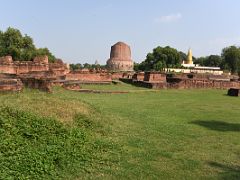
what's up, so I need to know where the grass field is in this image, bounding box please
[0,83,240,179]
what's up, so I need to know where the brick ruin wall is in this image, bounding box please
[132,72,144,81]
[65,72,112,82]
[144,72,167,82]
[166,78,240,89]
[129,72,240,90]
[0,56,69,75]
[0,56,70,92]
[48,59,70,76]
[20,77,52,92]
[0,74,23,92]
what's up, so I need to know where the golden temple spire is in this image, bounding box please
[186,48,193,64]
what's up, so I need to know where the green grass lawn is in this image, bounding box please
[80,82,152,91]
[0,83,240,179]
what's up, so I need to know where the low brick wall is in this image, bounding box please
[132,72,145,81]
[0,79,23,92]
[144,72,167,82]
[111,72,124,80]
[167,78,240,89]
[0,56,69,75]
[66,72,112,82]
[20,77,53,92]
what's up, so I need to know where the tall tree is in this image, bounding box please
[221,46,240,74]
[206,55,222,67]
[195,55,222,67]
[0,27,56,62]
[139,46,181,71]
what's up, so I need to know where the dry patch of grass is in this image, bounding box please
[0,89,90,124]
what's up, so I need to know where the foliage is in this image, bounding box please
[133,62,140,71]
[138,46,183,71]
[0,27,55,61]
[195,55,223,67]
[221,46,240,74]
[70,63,83,70]
[194,46,240,74]
[69,63,105,71]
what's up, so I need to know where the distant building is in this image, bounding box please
[166,48,224,75]
[182,48,195,68]
[106,42,134,72]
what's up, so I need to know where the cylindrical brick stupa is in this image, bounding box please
[106,42,134,72]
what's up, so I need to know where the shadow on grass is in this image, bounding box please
[208,161,240,180]
[191,120,240,132]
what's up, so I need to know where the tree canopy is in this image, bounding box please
[195,55,223,67]
[221,46,240,74]
[137,46,184,71]
[69,63,105,71]
[0,27,56,62]
[194,46,240,74]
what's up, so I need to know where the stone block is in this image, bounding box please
[227,88,239,96]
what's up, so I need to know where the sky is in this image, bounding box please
[1,0,240,64]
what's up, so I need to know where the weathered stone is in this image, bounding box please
[0,78,23,92]
[0,55,69,75]
[228,88,239,96]
[144,72,166,82]
[20,77,53,92]
[127,72,240,90]
[33,55,48,64]
[66,71,112,82]
[132,72,145,81]
[0,56,13,64]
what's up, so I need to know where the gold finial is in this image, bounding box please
[186,48,193,64]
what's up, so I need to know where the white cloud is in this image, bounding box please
[154,13,182,23]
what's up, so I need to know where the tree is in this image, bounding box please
[83,63,91,69]
[134,62,140,71]
[195,55,222,68]
[70,63,83,70]
[0,27,23,60]
[194,57,206,66]
[221,46,240,74]
[179,51,187,62]
[0,27,56,62]
[138,46,181,71]
[206,55,222,67]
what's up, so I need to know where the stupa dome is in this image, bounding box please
[106,42,134,72]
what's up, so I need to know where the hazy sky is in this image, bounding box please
[1,0,240,64]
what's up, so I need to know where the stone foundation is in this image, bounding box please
[0,78,23,92]
[0,56,69,75]
[132,72,144,81]
[66,71,112,82]
[127,72,240,90]
[144,72,167,82]
[167,78,240,89]
[20,77,53,92]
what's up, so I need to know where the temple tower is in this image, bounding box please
[106,42,134,72]
[186,48,193,64]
